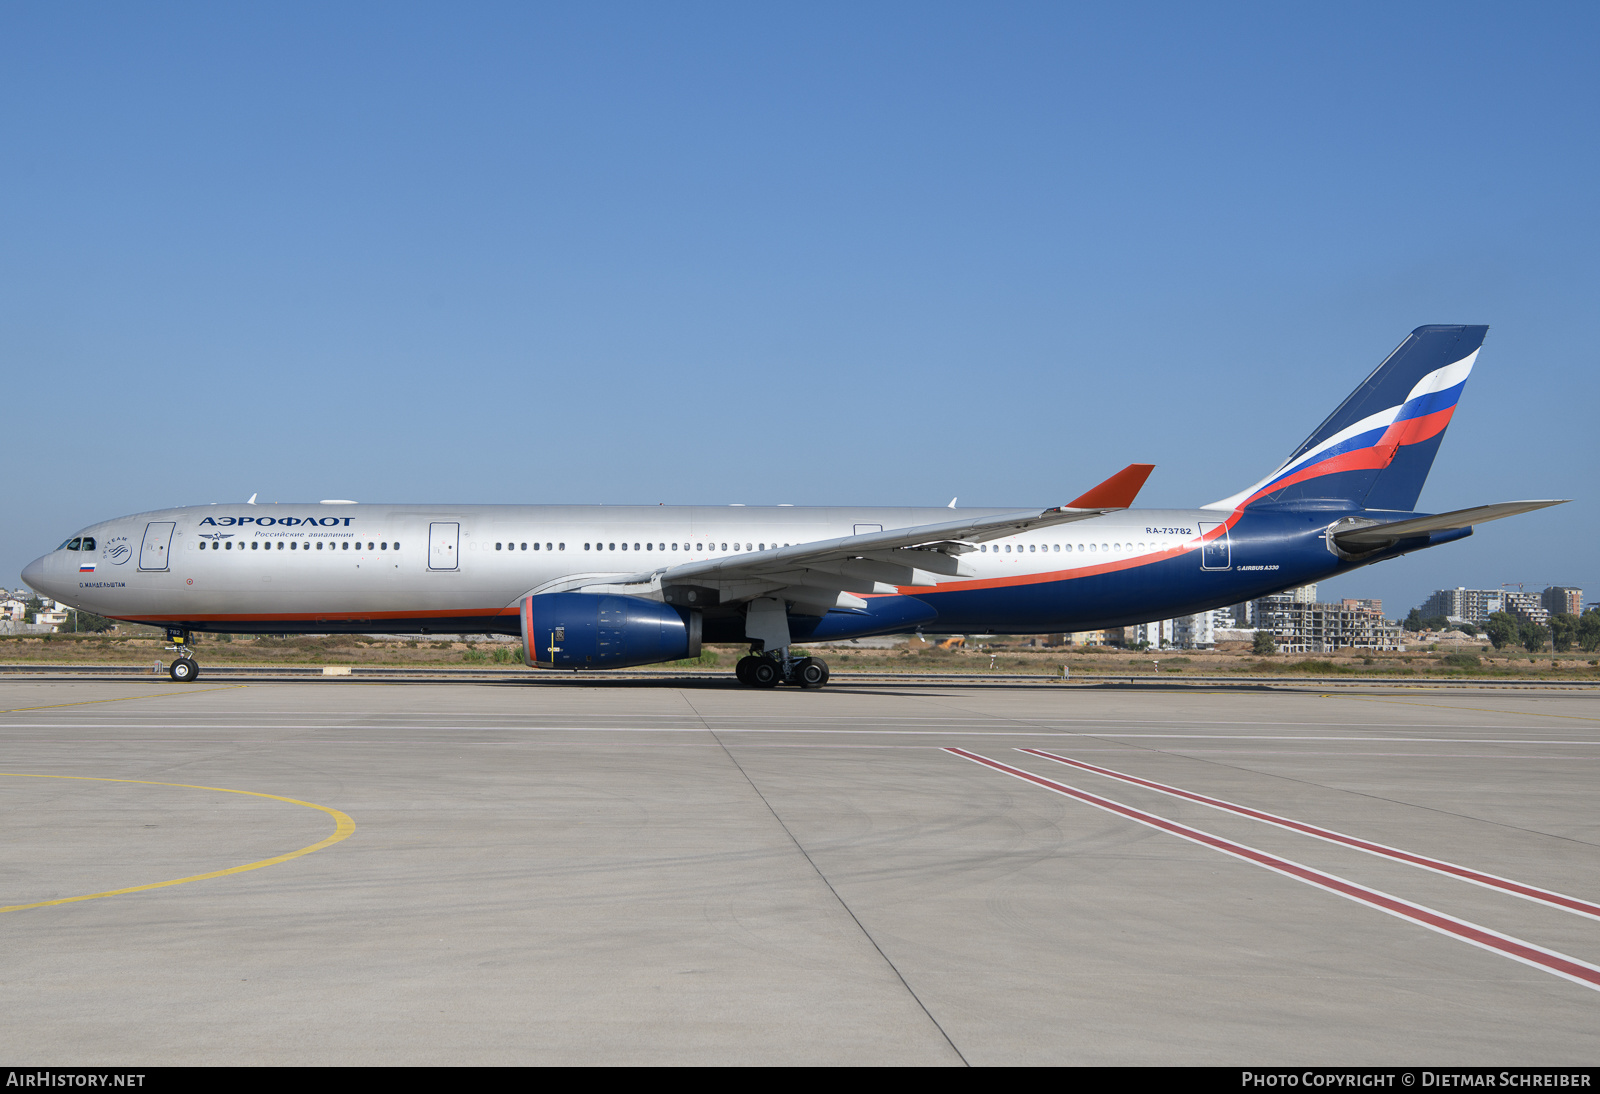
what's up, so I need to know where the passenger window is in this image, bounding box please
[291,542,297,550]
[1029,544,1036,553]
[252,542,259,550]
[495,542,502,551]
[608,543,615,551]
[558,543,565,550]
[534,542,541,551]
[339,542,346,550]
[520,543,527,551]
[382,542,388,551]
[585,543,591,550]
[226,541,233,550]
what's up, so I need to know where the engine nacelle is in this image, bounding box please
[522,593,700,669]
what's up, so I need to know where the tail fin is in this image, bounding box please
[1205,324,1487,513]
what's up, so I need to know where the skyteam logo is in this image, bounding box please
[104,537,132,565]
[200,516,353,527]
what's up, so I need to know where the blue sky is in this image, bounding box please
[3,2,1595,616]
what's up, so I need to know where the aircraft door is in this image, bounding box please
[139,522,175,571]
[428,522,459,571]
[1197,522,1231,571]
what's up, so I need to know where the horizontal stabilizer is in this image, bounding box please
[1332,500,1568,548]
[1069,464,1155,509]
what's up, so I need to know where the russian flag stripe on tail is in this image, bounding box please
[1205,325,1487,513]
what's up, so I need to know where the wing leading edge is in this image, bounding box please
[538,463,1155,610]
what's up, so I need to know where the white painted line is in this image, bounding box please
[946,747,1600,994]
[5,723,1600,745]
[1020,747,1600,922]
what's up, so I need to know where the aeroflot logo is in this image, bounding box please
[199,516,354,527]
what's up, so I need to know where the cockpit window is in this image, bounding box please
[80,537,96,551]
[65,538,82,551]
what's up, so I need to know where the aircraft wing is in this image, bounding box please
[1331,499,1568,549]
[562,464,1155,607]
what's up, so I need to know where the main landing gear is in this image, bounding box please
[165,628,200,682]
[735,650,830,690]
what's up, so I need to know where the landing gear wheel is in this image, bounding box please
[749,659,780,688]
[735,655,759,685]
[169,658,199,682]
[796,657,827,689]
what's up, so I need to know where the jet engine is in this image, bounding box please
[522,592,700,669]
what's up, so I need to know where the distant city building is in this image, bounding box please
[1419,586,1558,627]
[1124,618,1175,648]
[1066,630,1112,646]
[1122,608,1233,649]
[1542,586,1584,618]
[1421,587,1503,626]
[1500,590,1550,626]
[1253,593,1401,653]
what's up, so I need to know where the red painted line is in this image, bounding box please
[1019,748,1600,922]
[945,747,1600,993]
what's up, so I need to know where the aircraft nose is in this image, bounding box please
[21,555,50,596]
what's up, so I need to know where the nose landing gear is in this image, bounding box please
[165,628,200,682]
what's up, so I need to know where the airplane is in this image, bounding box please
[21,324,1565,688]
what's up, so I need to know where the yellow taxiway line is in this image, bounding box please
[0,773,355,914]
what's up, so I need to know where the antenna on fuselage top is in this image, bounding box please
[948,497,957,508]
[246,493,257,505]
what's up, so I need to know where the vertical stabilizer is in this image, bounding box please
[1204,325,1486,512]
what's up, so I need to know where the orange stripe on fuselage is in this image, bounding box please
[886,514,1241,596]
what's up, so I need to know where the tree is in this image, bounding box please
[1579,608,1600,653]
[1518,620,1549,653]
[66,610,114,633]
[1484,612,1519,651]
[1550,613,1580,653]
[1404,609,1452,632]
[23,595,43,624]
[1253,630,1277,655]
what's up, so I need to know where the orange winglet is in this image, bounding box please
[1068,463,1155,509]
